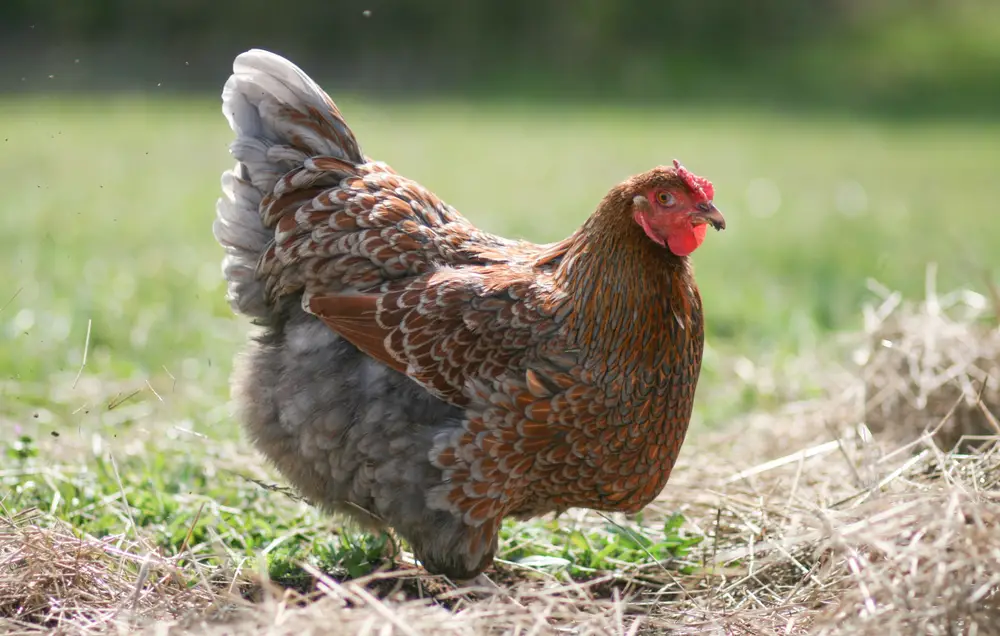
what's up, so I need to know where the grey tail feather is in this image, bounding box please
[213,48,364,321]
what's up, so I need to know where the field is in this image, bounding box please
[2,97,999,634]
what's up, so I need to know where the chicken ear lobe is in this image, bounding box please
[308,293,409,375]
[632,209,666,248]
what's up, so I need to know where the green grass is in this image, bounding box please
[1,96,998,590]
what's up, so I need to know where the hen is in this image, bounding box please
[214,49,725,579]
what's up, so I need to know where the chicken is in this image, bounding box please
[213,49,726,580]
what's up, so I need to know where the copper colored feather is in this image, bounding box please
[215,49,720,580]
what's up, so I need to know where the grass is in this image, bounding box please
[1,95,999,633]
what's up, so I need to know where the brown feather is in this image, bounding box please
[309,294,407,375]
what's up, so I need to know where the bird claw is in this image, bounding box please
[451,572,501,593]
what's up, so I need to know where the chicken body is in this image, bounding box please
[214,50,722,579]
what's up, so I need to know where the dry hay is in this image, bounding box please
[861,266,1000,450]
[0,512,637,635]
[0,509,221,634]
[651,412,1000,634]
[2,276,999,635]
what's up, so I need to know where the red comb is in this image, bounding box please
[673,159,714,202]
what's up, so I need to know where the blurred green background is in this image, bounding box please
[4,0,1000,115]
[2,0,1000,427]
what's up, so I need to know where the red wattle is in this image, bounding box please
[666,224,707,257]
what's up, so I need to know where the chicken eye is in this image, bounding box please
[656,191,676,207]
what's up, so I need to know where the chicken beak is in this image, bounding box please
[690,202,726,231]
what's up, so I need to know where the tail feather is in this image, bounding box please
[214,48,363,320]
